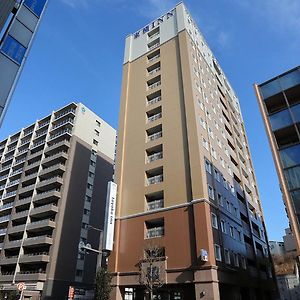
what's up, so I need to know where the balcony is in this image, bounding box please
[6,179,20,188]
[31,140,45,150]
[22,172,38,183]
[148,81,161,91]
[2,191,17,200]
[0,256,18,265]
[146,226,164,238]
[147,112,162,123]
[30,204,58,218]
[54,108,76,120]
[0,215,10,224]
[147,131,162,142]
[49,129,72,142]
[38,121,50,129]
[35,130,47,139]
[0,174,8,181]
[51,118,74,131]
[7,224,26,234]
[27,219,55,232]
[147,96,161,106]
[147,199,164,211]
[42,151,68,167]
[19,252,50,264]
[15,271,47,281]
[14,158,26,166]
[11,210,29,220]
[10,168,23,177]
[147,174,163,186]
[4,239,22,249]
[45,139,70,154]
[148,42,160,51]
[0,202,14,211]
[15,197,32,207]
[0,228,7,236]
[33,189,60,205]
[18,184,35,195]
[20,139,30,146]
[25,161,40,172]
[147,152,163,163]
[27,149,43,161]
[36,176,63,191]
[39,163,65,177]
[148,67,161,76]
[3,156,13,163]
[23,235,53,247]
[0,273,14,282]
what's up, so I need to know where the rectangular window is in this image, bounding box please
[214,169,220,182]
[85,195,91,202]
[211,213,218,229]
[24,0,47,16]
[226,200,231,212]
[214,244,222,261]
[241,256,247,269]
[90,161,96,166]
[234,253,239,267]
[96,120,101,127]
[205,160,212,173]
[229,226,234,238]
[217,194,223,206]
[224,249,230,264]
[1,35,26,65]
[208,185,214,200]
[76,269,83,277]
[95,129,100,136]
[88,171,94,178]
[93,139,98,146]
[87,183,93,190]
[84,209,90,215]
[220,220,226,233]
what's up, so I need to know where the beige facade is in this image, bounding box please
[111,2,276,300]
[0,103,116,299]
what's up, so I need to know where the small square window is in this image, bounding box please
[93,139,98,146]
[95,130,100,136]
[96,120,101,127]
[87,183,93,190]
[90,161,96,167]
[85,195,92,202]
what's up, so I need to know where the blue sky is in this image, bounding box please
[1,0,300,241]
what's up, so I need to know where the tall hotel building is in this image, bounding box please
[0,0,48,126]
[0,103,116,299]
[255,66,300,255]
[111,2,276,300]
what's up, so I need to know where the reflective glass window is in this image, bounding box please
[279,70,300,91]
[24,0,47,17]
[284,166,300,190]
[0,35,26,64]
[269,109,293,131]
[280,144,300,169]
[260,79,281,99]
[291,190,300,214]
[291,104,300,123]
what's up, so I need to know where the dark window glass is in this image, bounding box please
[274,125,299,149]
[260,79,282,99]
[269,109,293,131]
[24,0,47,17]
[284,166,300,190]
[280,144,300,168]
[291,104,300,123]
[291,190,300,214]
[279,70,300,91]
[1,35,26,64]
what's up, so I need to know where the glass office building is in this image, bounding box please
[255,66,300,255]
[0,0,48,126]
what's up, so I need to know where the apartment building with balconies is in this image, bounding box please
[110,2,276,300]
[0,103,116,299]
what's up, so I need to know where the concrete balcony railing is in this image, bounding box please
[147,174,163,186]
[51,118,74,131]
[30,204,58,217]
[27,219,55,231]
[23,235,53,247]
[0,228,7,236]
[15,197,32,207]
[24,160,40,171]
[11,210,29,220]
[2,191,16,200]
[54,108,76,120]
[0,215,10,224]
[148,81,161,91]
[147,131,162,142]
[148,67,161,76]
[0,202,14,211]
[4,239,22,249]
[27,149,43,161]
[0,273,14,282]
[39,163,66,177]
[36,176,63,190]
[19,252,50,264]
[44,140,70,154]
[147,96,161,106]
[18,184,35,195]
[33,189,60,204]
[146,226,164,239]
[0,256,18,265]
[147,152,163,163]
[7,224,26,234]
[148,53,160,63]
[147,199,164,211]
[15,271,47,281]
[42,151,68,166]
[147,113,162,123]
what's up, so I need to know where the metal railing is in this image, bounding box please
[147,199,164,210]
[148,42,160,50]
[148,54,160,62]
[146,226,164,238]
[147,131,162,142]
[148,81,161,90]
[148,67,161,76]
[147,174,163,185]
[147,152,163,163]
[147,96,161,106]
[55,108,76,120]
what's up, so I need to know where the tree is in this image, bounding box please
[139,245,166,300]
[94,267,113,300]
[0,290,18,300]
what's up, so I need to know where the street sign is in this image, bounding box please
[17,282,26,291]
[68,286,74,299]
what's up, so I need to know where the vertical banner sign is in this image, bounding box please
[103,181,117,251]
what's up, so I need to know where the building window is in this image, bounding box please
[237,230,242,241]
[205,160,212,173]
[87,183,93,190]
[85,195,92,202]
[214,244,222,261]
[203,138,209,150]
[224,249,231,264]
[96,120,101,127]
[241,256,247,269]
[214,169,220,182]
[234,254,239,267]
[229,226,234,238]
[84,209,90,215]
[211,213,218,229]
[93,139,98,146]
[76,269,83,277]
[226,201,231,212]
[220,220,226,233]
[90,161,96,166]
[24,0,47,16]
[208,185,214,200]
[95,129,100,136]
[88,171,95,178]
[217,194,223,206]
[1,35,26,65]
